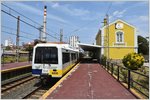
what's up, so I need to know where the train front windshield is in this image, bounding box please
[34,47,58,64]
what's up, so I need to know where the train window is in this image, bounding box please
[72,53,77,60]
[34,47,58,64]
[62,53,70,64]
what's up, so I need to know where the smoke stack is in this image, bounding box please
[42,5,47,42]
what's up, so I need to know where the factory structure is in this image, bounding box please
[39,5,47,42]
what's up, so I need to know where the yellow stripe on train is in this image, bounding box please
[49,63,76,77]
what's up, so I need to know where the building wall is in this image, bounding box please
[98,19,137,59]
[109,47,135,59]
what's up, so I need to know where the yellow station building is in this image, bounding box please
[96,19,138,60]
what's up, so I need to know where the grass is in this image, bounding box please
[1,56,29,63]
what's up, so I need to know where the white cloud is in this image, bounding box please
[112,9,126,18]
[112,1,127,6]
[10,2,69,24]
[51,2,60,8]
[139,16,149,22]
[49,2,90,16]
[80,13,102,21]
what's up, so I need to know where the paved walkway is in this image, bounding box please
[46,63,137,99]
[1,62,31,70]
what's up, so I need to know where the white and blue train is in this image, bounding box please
[32,43,80,82]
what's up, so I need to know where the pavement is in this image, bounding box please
[45,61,137,99]
[1,62,31,70]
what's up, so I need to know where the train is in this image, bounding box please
[32,43,80,84]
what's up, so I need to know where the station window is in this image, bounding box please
[116,31,124,43]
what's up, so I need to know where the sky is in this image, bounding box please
[1,1,149,46]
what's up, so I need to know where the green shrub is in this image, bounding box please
[122,53,144,70]
[120,68,128,83]
[101,55,107,66]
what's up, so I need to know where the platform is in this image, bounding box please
[43,61,137,99]
[1,62,31,71]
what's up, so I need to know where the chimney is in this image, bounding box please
[42,5,47,42]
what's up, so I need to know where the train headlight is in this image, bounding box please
[35,65,40,69]
[43,65,50,69]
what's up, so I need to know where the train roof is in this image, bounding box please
[34,43,79,52]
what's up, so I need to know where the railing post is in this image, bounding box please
[117,65,119,81]
[108,62,110,71]
[105,61,107,69]
[111,63,113,75]
[128,70,131,89]
[106,61,108,70]
[107,62,108,71]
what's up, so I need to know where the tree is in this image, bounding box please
[5,46,11,50]
[138,35,149,55]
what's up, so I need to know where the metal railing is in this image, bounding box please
[102,61,149,98]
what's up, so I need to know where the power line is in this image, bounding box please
[2,30,35,40]
[106,2,112,15]
[1,9,60,41]
[2,25,36,36]
[2,3,41,26]
[1,3,66,38]
[68,2,113,36]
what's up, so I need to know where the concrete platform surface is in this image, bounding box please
[1,62,31,70]
[46,63,137,99]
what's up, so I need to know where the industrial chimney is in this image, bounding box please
[42,5,47,42]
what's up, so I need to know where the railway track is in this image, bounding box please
[1,76,39,99]
[22,86,48,99]
[22,78,60,99]
[1,75,36,92]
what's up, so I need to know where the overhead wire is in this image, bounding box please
[1,9,60,41]
[2,30,34,40]
[106,2,112,15]
[1,3,67,38]
[2,25,36,36]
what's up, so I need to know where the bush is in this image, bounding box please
[101,55,107,66]
[122,53,144,70]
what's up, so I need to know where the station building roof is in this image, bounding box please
[78,43,102,51]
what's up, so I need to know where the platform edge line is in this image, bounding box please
[1,64,31,73]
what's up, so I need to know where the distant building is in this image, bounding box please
[4,40,9,46]
[4,38,13,47]
[69,36,79,49]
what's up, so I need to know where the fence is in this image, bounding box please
[101,61,149,98]
[1,52,32,64]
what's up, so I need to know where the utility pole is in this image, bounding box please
[106,14,109,60]
[60,29,63,42]
[16,16,20,62]
[38,25,43,41]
